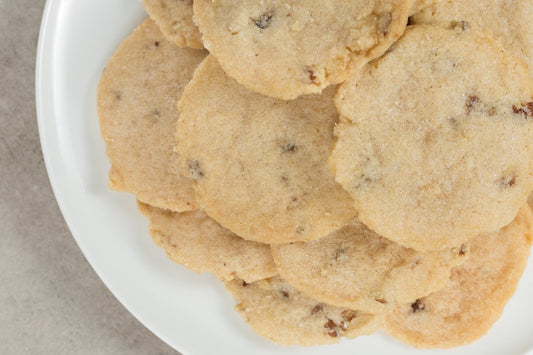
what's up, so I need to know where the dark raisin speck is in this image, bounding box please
[154,41,160,47]
[253,11,273,29]
[311,304,324,315]
[282,142,298,153]
[465,94,479,114]
[411,299,426,313]
[187,160,204,179]
[324,319,338,337]
[459,244,467,256]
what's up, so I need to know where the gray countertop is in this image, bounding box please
[0,1,178,353]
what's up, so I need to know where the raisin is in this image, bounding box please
[187,160,205,179]
[512,102,533,119]
[411,299,425,313]
[333,247,345,261]
[459,244,467,256]
[465,94,479,114]
[340,310,358,331]
[497,174,517,188]
[242,280,249,287]
[311,304,324,315]
[279,289,290,299]
[375,298,388,304]
[324,319,338,337]
[154,41,160,47]
[304,66,319,85]
[113,89,122,101]
[282,142,298,153]
[253,11,273,29]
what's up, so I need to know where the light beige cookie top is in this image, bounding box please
[332,25,533,251]
[411,0,533,75]
[138,202,277,283]
[384,206,533,348]
[409,0,440,16]
[98,19,207,212]
[271,219,468,314]
[193,0,412,99]
[176,55,356,244]
[226,276,382,346]
[142,0,203,49]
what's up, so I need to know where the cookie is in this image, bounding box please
[142,0,203,49]
[226,276,382,346]
[384,206,533,348]
[271,219,468,314]
[97,19,207,212]
[411,0,533,75]
[176,55,356,244]
[138,202,277,283]
[192,0,412,99]
[331,25,533,251]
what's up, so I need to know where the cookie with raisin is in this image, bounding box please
[331,25,533,251]
[271,219,468,314]
[226,276,382,346]
[98,19,207,211]
[193,0,413,99]
[176,55,356,244]
[384,206,533,348]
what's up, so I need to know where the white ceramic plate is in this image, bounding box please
[35,1,533,354]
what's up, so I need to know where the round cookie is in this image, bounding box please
[271,219,468,314]
[97,19,207,212]
[142,0,203,49]
[176,55,356,244]
[138,202,277,283]
[226,276,382,346]
[331,25,533,251]
[193,0,413,99]
[411,0,533,75]
[384,206,533,348]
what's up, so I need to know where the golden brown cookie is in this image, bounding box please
[384,206,533,348]
[138,202,277,283]
[331,25,533,251]
[271,219,468,314]
[142,0,203,48]
[193,0,412,99]
[98,19,207,211]
[176,55,356,244]
[226,276,382,346]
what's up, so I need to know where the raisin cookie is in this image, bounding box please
[411,0,533,75]
[385,206,533,348]
[142,0,203,49]
[271,219,468,314]
[331,25,533,251]
[138,202,277,283]
[177,55,356,244]
[98,19,207,211]
[193,0,412,99]
[226,276,382,346]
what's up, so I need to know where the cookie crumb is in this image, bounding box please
[252,11,274,29]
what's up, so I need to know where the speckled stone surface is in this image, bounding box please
[0,1,178,354]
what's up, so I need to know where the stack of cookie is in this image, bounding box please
[97,0,533,348]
